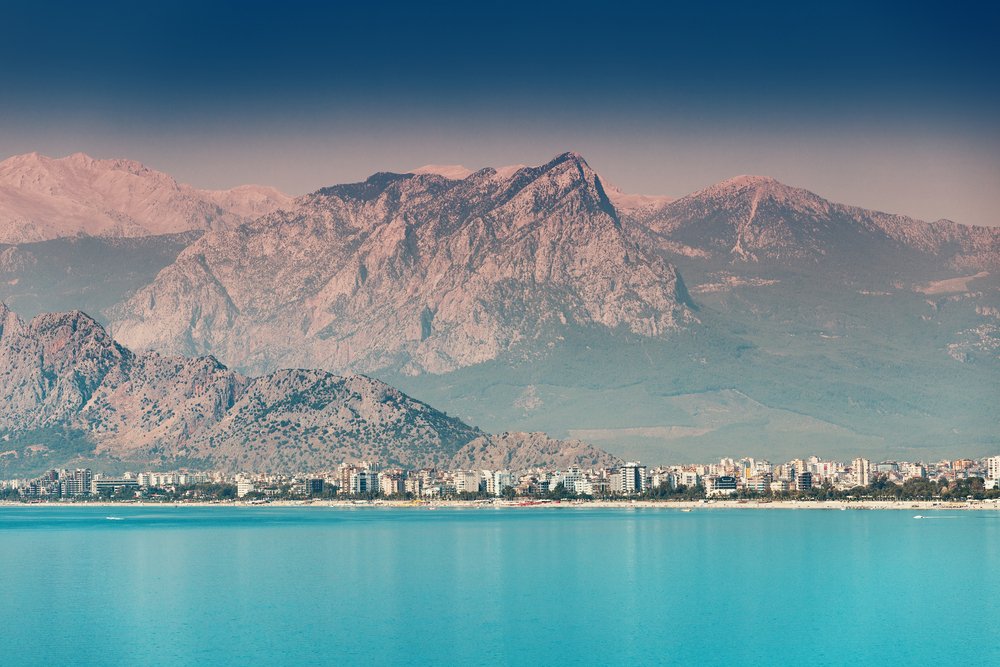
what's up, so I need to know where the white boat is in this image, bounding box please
[105,516,124,521]
[913,515,924,519]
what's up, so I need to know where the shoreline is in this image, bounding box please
[3,499,999,511]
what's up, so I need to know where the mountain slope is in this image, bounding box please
[451,432,620,470]
[0,305,482,474]
[0,232,201,319]
[631,175,1000,272]
[0,152,293,243]
[0,305,618,475]
[111,152,695,374]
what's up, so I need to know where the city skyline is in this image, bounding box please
[7,452,1000,502]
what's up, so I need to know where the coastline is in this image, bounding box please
[3,499,999,511]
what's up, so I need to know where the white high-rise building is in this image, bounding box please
[852,458,872,487]
[404,476,423,496]
[453,470,481,494]
[484,470,514,496]
[650,470,671,490]
[378,471,405,496]
[987,456,1000,481]
[556,467,585,494]
[617,462,647,494]
[63,468,92,496]
[677,470,700,488]
[349,469,378,495]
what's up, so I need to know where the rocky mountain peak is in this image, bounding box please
[552,150,588,165]
[492,150,620,228]
[684,174,828,212]
[408,164,474,180]
[111,151,695,376]
[28,310,115,347]
[66,152,157,178]
[0,301,24,338]
[640,173,1000,267]
[642,175,873,261]
[0,151,169,188]
[715,174,779,188]
[537,151,599,184]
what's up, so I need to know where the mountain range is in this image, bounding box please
[111,152,695,374]
[0,152,292,244]
[0,150,997,467]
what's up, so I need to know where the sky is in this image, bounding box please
[2,0,999,225]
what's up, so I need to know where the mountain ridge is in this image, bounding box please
[633,173,999,269]
[0,152,294,243]
[110,151,696,375]
[108,151,1000,381]
[0,304,617,475]
[1,151,996,462]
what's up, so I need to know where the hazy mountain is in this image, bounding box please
[629,174,1000,273]
[0,232,201,319]
[0,152,293,243]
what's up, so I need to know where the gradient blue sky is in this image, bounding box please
[2,0,998,225]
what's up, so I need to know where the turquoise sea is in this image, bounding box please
[1,506,998,665]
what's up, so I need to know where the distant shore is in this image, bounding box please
[4,499,999,511]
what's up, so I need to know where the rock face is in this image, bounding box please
[0,152,293,243]
[0,305,481,472]
[451,432,621,470]
[111,152,695,374]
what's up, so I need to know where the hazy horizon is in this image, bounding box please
[2,1,998,226]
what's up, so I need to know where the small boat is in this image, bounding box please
[105,516,124,521]
[913,515,924,519]
[680,508,693,513]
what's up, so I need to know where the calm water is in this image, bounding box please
[1,506,998,665]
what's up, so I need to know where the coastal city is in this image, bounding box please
[4,454,1000,503]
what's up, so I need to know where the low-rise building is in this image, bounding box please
[90,478,140,495]
[705,475,738,496]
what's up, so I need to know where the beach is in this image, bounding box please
[5,498,999,510]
